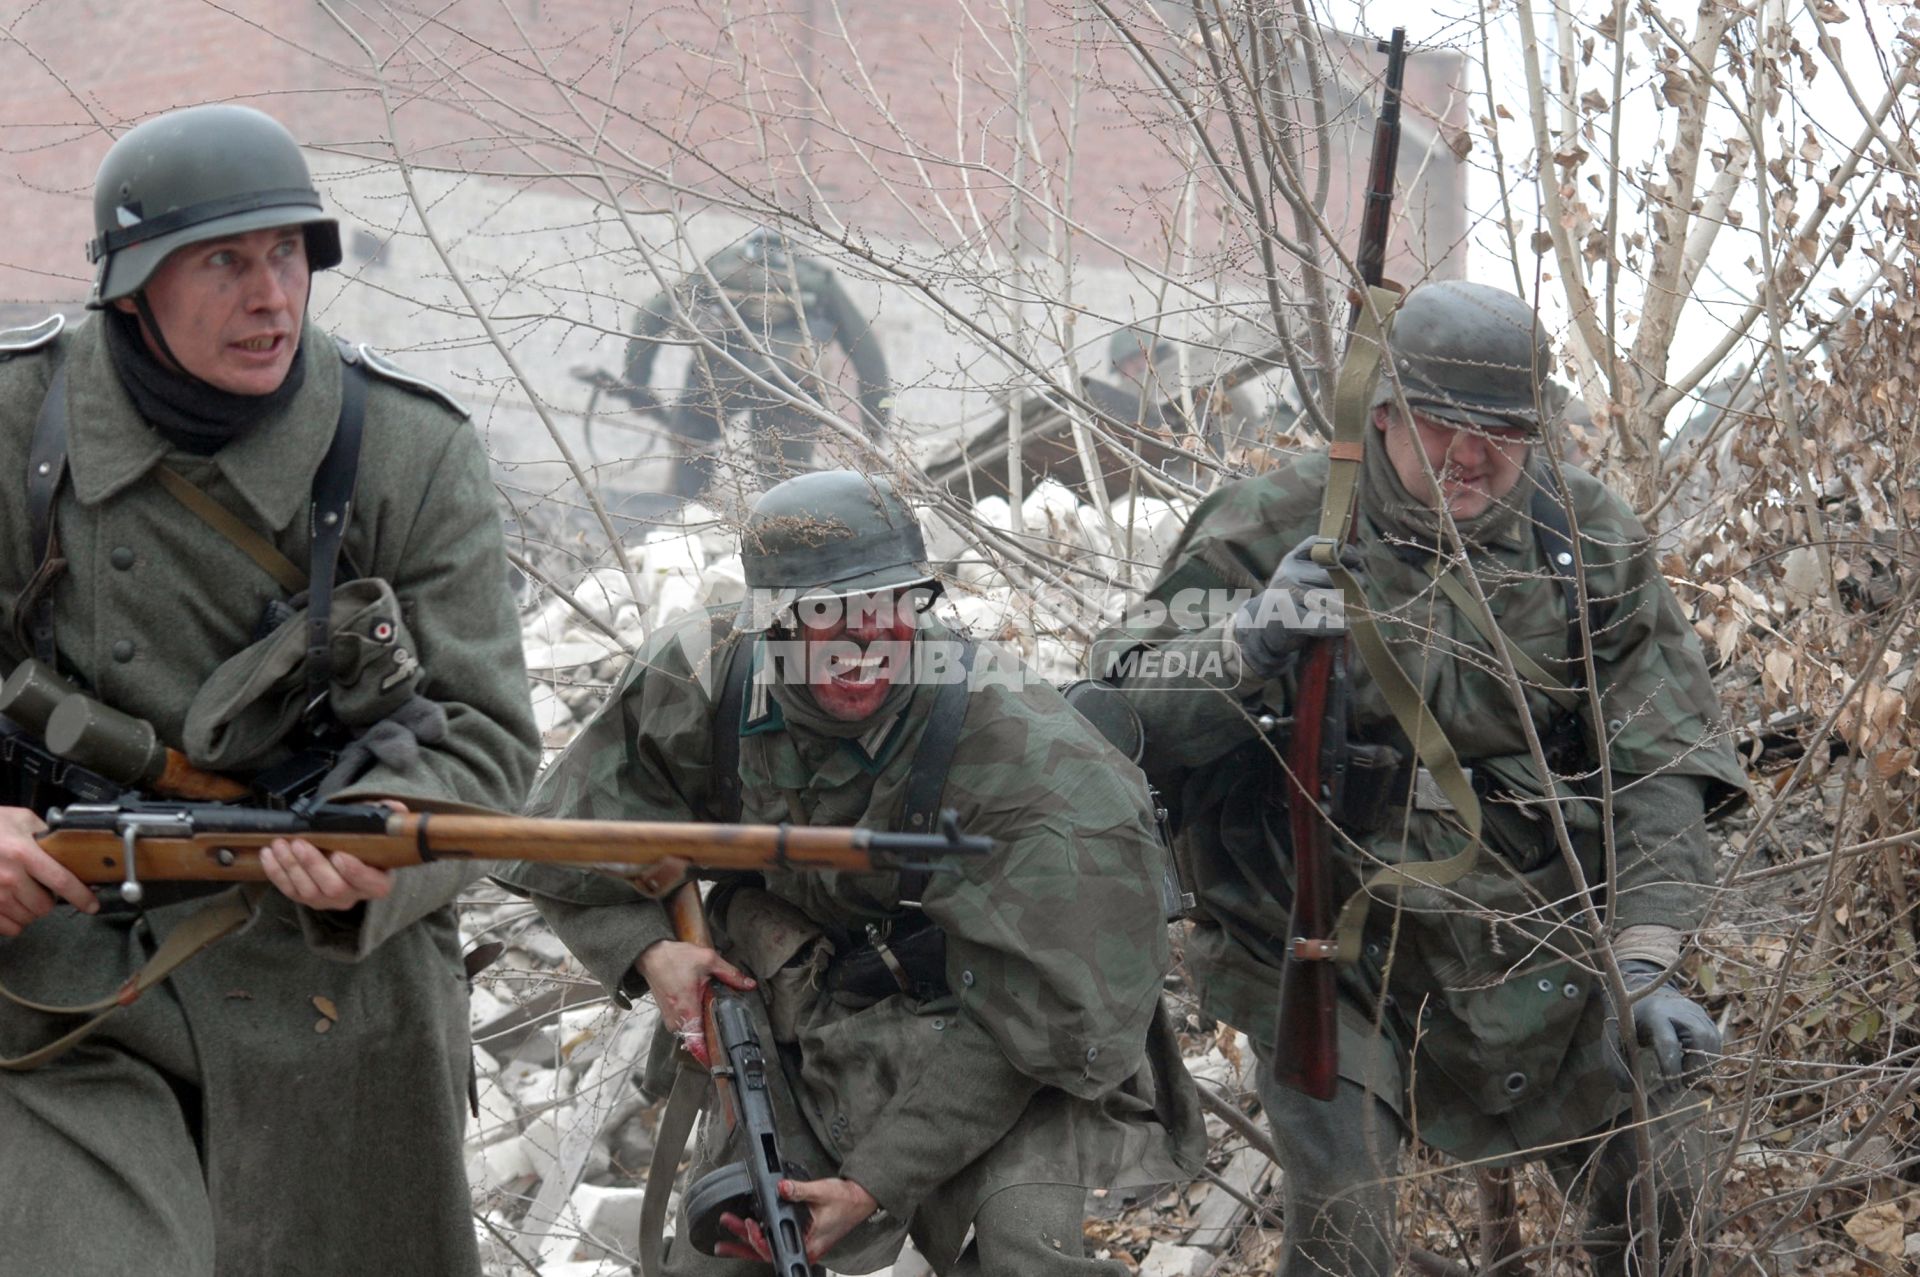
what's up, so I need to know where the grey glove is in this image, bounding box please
[1230,536,1364,678]
[1608,958,1721,1089]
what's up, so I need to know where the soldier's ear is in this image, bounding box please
[111,295,139,316]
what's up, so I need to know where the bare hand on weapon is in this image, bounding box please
[0,805,96,935]
[1230,535,1367,677]
[259,800,404,911]
[714,1176,880,1264]
[635,938,755,1066]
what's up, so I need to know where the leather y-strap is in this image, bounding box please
[1318,286,1484,963]
[304,358,366,727]
[0,885,262,1071]
[19,364,72,667]
[893,638,975,907]
[706,636,753,823]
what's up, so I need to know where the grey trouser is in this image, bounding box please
[662,1181,1125,1276]
[1255,1060,1710,1277]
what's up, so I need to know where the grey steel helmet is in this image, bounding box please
[736,470,934,632]
[1373,281,1554,431]
[708,226,795,291]
[87,105,342,308]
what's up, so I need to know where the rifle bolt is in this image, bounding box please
[1256,714,1278,732]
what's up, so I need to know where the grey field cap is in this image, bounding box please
[87,104,343,307]
[1373,280,1555,432]
[735,470,934,632]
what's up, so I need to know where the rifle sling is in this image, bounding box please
[154,466,309,592]
[1316,286,1483,964]
[639,1058,710,1276]
[0,885,262,1072]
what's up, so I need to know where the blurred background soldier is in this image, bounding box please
[587,227,893,502]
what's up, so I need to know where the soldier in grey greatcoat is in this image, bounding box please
[1100,282,1748,1275]
[0,105,538,1276]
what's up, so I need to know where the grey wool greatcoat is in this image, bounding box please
[0,317,539,1277]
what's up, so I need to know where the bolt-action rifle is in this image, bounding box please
[35,798,990,908]
[1271,27,1409,1102]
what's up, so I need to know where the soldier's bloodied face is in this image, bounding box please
[795,587,921,722]
[117,226,309,396]
[1377,406,1530,520]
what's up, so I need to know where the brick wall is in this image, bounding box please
[2,0,1470,498]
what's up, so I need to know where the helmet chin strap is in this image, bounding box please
[130,291,214,392]
[127,275,313,396]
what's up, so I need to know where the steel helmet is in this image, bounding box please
[87,105,341,307]
[736,471,934,632]
[1374,281,1554,431]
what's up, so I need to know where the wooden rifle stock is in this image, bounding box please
[1272,27,1408,1102]
[38,802,991,898]
[1273,640,1345,1100]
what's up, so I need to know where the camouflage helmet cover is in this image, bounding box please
[1374,281,1554,431]
[735,470,934,631]
[87,104,342,308]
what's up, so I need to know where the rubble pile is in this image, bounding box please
[466,482,1309,1276]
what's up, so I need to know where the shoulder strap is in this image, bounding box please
[21,364,71,667]
[894,638,976,906]
[302,358,367,727]
[706,635,754,823]
[1529,465,1590,677]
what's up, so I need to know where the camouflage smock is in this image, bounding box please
[0,317,539,1276]
[502,612,1202,1265]
[1098,448,1747,1163]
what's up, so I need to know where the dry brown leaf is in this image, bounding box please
[313,1018,333,1035]
[1842,1199,1905,1255]
[313,996,339,1022]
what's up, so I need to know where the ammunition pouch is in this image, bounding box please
[1333,741,1405,835]
[824,911,950,1004]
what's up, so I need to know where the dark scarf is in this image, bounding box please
[105,308,306,455]
[1359,432,1530,552]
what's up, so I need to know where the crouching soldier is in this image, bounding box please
[501,470,1203,1274]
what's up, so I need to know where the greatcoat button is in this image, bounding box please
[111,640,135,663]
[110,546,135,570]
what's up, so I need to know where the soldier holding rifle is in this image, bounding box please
[0,105,539,1275]
[502,470,1203,1275]
[1098,279,1748,1275]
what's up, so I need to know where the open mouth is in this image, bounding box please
[827,651,886,687]
[232,334,285,355]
